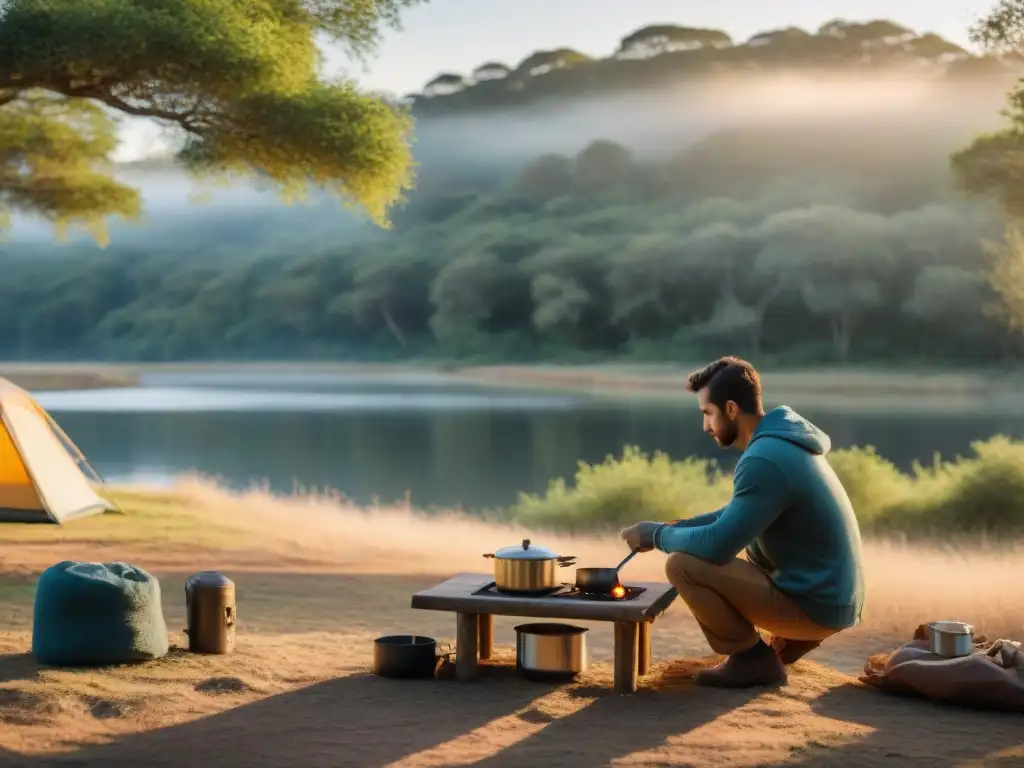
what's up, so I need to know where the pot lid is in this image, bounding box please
[493,539,557,559]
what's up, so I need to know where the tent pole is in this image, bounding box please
[40,410,120,512]
[42,411,103,481]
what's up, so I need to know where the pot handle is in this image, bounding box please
[558,557,577,567]
[482,553,495,559]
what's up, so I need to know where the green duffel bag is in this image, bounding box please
[32,561,170,666]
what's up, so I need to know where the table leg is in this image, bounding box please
[478,614,494,660]
[614,621,639,694]
[638,621,651,676]
[456,612,480,681]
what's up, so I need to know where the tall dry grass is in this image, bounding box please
[157,477,1024,643]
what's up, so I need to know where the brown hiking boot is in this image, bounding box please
[775,639,822,665]
[695,640,787,689]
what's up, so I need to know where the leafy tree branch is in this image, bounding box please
[0,0,422,240]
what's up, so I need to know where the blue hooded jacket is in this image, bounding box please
[653,406,865,630]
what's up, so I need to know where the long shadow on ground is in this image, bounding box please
[2,654,1017,767]
[763,681,1024,767]
[466,680,757,767]
[0,661,753,768]
[0,663,551,768]
[0,654,37,686]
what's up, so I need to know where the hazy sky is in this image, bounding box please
[328,0,989,95]
[116,0,990,161]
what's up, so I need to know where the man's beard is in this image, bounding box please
[715,419,739,448]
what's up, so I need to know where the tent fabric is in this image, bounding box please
[32,561,170,666]
[0,378,109,524]
[0,415,42,512]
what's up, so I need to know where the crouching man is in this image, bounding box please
[621,356,865,688]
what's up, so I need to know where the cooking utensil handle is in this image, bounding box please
[616,549,639,571]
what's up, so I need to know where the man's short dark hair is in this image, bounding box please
[685,356,763,415]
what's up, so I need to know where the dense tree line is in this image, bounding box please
[6,6,1024,369]
[408,17,1011,117]
[1,108,1020,365]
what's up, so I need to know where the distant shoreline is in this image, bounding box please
[0,364,140,392]
[1,361,1020,413]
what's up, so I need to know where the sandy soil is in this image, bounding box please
[0,481,1022,766]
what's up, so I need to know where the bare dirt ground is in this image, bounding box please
[0,480,1021,766]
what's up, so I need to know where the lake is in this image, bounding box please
[33,371,1024,511]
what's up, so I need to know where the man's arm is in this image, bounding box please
[666,509,724,528]
[646,509,724,551]
[653,456,789,564]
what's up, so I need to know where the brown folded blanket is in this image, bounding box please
[860,624,1024,712]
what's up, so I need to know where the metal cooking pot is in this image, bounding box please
[483,539,576,593]
[575,549,638,594]
[928,620,974,658]
[372,635,437,679]
[515,622,588,680]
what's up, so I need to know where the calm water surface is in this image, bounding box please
[34,372,1024,511]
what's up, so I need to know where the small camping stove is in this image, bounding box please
[561,583,646,601]
[473,582,647,601]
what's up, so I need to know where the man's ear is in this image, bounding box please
[725,400,740,419]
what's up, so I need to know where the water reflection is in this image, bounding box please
[34,374,1024,511]
[35,386,580,413]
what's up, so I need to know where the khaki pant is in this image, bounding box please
[665,552,838,655]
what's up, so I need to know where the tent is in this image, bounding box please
[0,378,111,524]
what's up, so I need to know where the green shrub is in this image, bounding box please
[509,445,731,532]
[827,446,913,526]
[884,435,1024,535]
[508,436,1024,538]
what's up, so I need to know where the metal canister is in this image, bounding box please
[927,620,974,658]
[515,623,588,680]
[184,571,236,654]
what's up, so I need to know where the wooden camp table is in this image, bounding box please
[411,572,678,694]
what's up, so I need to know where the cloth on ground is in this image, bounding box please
[32,560,170,666]
[860,623,1024,712]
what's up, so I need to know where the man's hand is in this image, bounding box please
[619,521,661,552]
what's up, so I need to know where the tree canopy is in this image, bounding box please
[411,17,982,117]
[952,0,1024,329]
[0,121,1017,365]
[0,0,421,240]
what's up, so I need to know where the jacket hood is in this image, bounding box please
[749,406,831,455]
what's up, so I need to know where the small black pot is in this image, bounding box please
[575,567,621,594]
[373,635,437,679]
[574,549,638,595]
